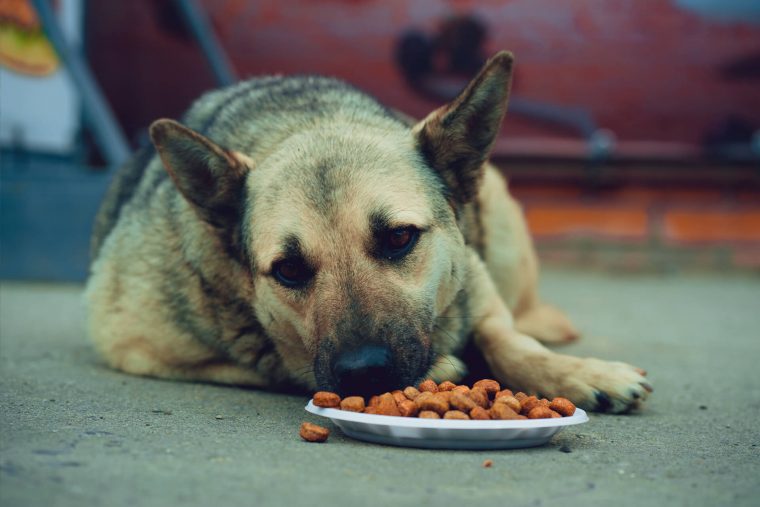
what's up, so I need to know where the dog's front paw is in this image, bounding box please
[557,357,653,413]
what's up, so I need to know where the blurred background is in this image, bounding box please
[2,0,759,281]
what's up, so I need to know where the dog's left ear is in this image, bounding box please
[413,51,513,204]
[149,119,252,228]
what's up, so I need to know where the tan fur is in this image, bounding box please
[476,166,579,343]
[86,51,650,412]
[461,248,650,413]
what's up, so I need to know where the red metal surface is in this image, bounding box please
[87,0,760,150]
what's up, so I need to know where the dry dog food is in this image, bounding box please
[527,406,561,419]
[438,381,457,392]
[300,422,330,442]
[489,402,522,420]
[549,397,577,417]
[310,379,576,421]
[313,391,341,408]
[398,399,419,417]
[418,379,439,393]
[470,406,490,420]
[339,396,365,412]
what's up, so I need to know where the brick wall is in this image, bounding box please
[508,169,760,272]
[87,0,760,149]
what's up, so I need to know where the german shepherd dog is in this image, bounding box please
[86,52,651,413]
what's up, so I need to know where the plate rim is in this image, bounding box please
[305,400,589,429]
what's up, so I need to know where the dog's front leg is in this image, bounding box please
[465,250,652,413]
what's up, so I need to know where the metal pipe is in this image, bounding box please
[174,0,237,87]
[508,97,598,140]
[31,0,130,167]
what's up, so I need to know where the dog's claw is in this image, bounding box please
[594,391,613,412]
[529,358,651,413]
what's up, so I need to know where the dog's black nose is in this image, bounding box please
[332,345,396,397]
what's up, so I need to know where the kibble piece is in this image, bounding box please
[392,390,407,405]
[489,403,522,420]
[433,392,452,406]
[452,385,470,394]
[527,406,560,419]
[313,391,341,408]
[398,399,419,417]
[473,379,501,396]
[467,387,489,408]
[450,391,477,412]
[414,391,434,404]
[376,392,401,416]
[494,389,514,400]
[339,396,365,412]
[436,391,453,403]
[419,410,441,419]
[444,410,470,420]
[403,386,421,400]
[493,395,521,414]
[299,422,330,442]
[415,393,450,415]
[514,392,528,402]
[364,406,378,415]
[438,381,457,392]
[550,397,576,417]
[368,395,381,407]
[418,379,439,393]
[469,406,491,420]
[483,459,493,468]
[519,396,541,415]
[540,398,551,407]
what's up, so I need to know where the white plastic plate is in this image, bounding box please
[305,400,588,449]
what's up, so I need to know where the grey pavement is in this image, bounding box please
[1,269,759,507]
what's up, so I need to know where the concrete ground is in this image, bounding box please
[1,269,758,507]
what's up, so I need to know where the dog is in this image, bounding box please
[85,51,651,413]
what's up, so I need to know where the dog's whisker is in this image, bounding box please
[435,315,486,320]
[433,323,463,346]
[291,364,316,378]
[433,352,458,371]
[295,369,315,380]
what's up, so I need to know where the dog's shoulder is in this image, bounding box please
[90,143,157,261]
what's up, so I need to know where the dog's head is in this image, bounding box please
[149,52,513,396]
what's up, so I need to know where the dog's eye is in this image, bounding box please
[381,226,419,260]
[272,258,313,288]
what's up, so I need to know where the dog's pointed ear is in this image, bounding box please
[413,51,514,204]
[149,119,252,228]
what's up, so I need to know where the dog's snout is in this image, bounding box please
[332,345,395,397]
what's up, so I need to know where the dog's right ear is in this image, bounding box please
[413,51,513,205]
[149,119,252,228]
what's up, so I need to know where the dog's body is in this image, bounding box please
[86,52,651,412]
